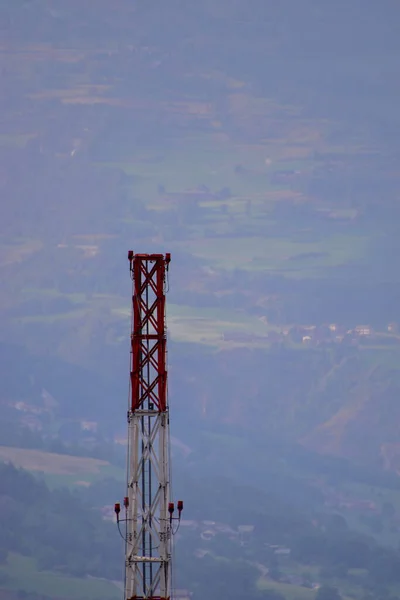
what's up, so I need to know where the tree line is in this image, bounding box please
[0,462,122,581]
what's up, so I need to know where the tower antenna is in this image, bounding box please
[115,251,183,600]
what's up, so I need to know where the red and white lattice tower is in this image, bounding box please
[115,252,182,600]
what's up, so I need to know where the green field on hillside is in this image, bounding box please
[257,577,357,600]
[96,141,306,200]
[257,577,317,600]
[176,234,368,276]
[0,554,120,600]
[0,446,125,489]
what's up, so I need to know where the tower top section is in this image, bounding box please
[128,250,171,264]
[128,251,171,414]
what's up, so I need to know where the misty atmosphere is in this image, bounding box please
[1,1,400,599]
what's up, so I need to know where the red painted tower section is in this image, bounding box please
[129,252,170,413]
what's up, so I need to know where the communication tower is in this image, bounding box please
[115,252,182,600]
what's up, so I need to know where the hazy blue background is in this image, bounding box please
[1,2,400,600]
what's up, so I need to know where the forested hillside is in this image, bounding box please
[0,463,121,581]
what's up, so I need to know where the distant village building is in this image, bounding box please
[195,549,210,559]
[179,520,198,529]
[341,330,360,346]
[200,530,215,541]
[268,544,291,555]
[14,401,42,415]
[215,523,237,536]
[237,525,254,534]
[270,169,301,184]
[114,435,128,446]
[237,525,254,547]
[80,420,98,432]
[75,244,99,258]
[354,325,372,336]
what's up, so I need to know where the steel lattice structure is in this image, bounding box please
[115,251,182,600]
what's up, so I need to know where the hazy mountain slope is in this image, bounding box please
[2,0,400,469]
[0,463,121,597]
[3,337,400,472]
[170,345,400,468]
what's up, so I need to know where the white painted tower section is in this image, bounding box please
[125,409,172,599]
